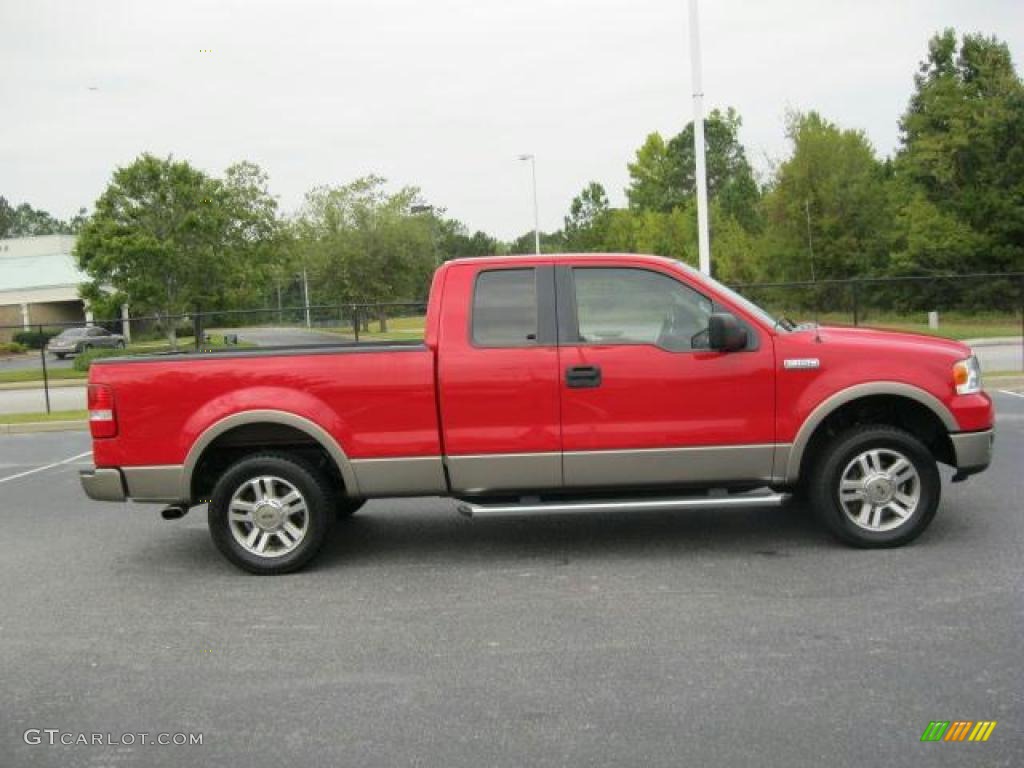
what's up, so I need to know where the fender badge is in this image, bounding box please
[784,358,820,370]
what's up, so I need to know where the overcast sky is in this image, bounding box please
[2,0,1022,240]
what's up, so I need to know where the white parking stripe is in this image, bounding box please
[998,389,1024,399]
[0,450,93,485]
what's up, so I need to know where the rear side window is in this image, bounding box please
[472,269,538,347]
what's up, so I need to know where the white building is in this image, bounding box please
[0,234,93,340]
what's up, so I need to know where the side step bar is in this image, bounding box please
[457,493,789,518]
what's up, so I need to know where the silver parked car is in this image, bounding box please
[47,327,126,359]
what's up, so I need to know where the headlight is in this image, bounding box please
[953,355,982,395]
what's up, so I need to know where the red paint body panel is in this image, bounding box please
[773,326,994,441]
[559,344,776,450]
[90,348,441,469]
[436,262,561,455]
[556,258,775,451]
[88,253,995,486]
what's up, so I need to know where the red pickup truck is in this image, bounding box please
[80,254,994,573]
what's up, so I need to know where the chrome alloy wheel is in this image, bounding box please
[228,476,309,558]
[838,448,921,532]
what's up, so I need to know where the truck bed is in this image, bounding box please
[89,341,441,472]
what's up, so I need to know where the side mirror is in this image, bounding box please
[708,313,747,352]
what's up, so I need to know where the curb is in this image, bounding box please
[989,375,1024,390]
[0,421,88,435]
[964,336,1023,348]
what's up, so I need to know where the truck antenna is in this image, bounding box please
[805,199,822,343]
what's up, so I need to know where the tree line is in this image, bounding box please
[3,28,1021,326]
[553,29,1023,298]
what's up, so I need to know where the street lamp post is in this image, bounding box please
[689,0,711,275]
[517,154,541,255]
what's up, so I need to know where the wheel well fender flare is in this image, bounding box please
[784,382,958,484]
[182,409,360,500]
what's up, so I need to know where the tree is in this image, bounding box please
[626,108,761,230]
[217,161,284,309]
[506,229,565,255]
[895,29,1024,277]
[563,182,611,252]
[75,154,280,344]
[0,197,12,237]
[0,196,76,237]
[295,176,437,319]
[760,111,892,281]
[436,217,502,259]
[624,134,676,213]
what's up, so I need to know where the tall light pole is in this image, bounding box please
[688,0,711,275]
[517,153,541,255]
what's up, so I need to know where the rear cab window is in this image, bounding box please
[471,268,539,347]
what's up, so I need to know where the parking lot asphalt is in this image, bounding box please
[1,392,1022,767]
[0,353,74,373]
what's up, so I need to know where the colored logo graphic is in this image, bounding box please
[920,721,997,742]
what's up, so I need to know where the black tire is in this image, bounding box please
[116,340,126,349]
[337,497,366,519]
[208,452,336,574]
[809,425,940,548]
[55,353,66,360]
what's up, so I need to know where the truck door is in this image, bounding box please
[555,263,776,490]
[437,262,562,494]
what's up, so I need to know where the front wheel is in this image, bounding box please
[809,425,941,548]
[208,452,335,574]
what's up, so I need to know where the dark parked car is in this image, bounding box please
[48,327,125,359]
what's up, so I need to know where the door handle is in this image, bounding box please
[566,365,602,388]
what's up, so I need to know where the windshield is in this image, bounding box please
[675,262,781,330]
[58,328,87,338]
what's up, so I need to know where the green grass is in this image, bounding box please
[776,311,1021,341]
[127,336,257,353]
[0,368,87,384]
[0,409,87,424]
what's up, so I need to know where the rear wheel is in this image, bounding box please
[55,353,66,360]
[809,425,940,547]
[208,452,335,574]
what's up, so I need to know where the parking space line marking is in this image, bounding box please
[0,450,93,485]
[998,389,1024,398]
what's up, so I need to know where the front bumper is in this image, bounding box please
[950,428,994,479]
[80,468,126,502]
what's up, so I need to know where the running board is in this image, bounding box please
[457,493,789,518]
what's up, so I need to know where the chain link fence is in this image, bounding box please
[2,272,1021,417]
[0,301,427,415]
